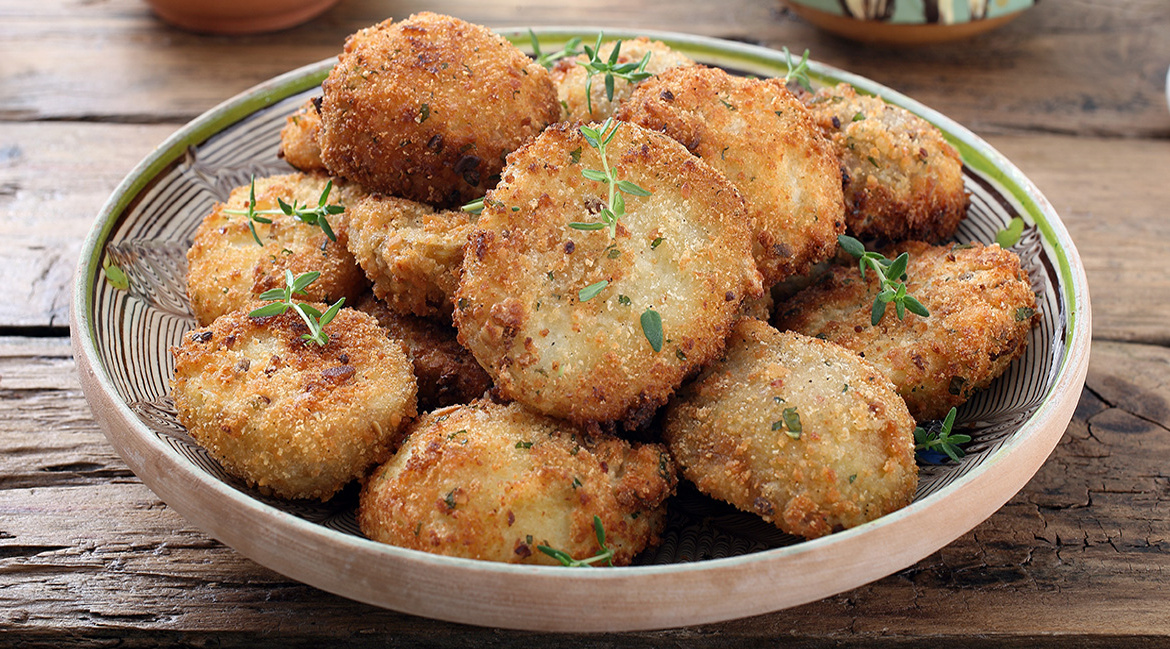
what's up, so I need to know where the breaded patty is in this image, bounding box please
[359,399,677,564]
[805,83,968,244]
[356,293,492,410]
[551,36,696,122]
[279,97,327,173]
[345,193,474,317]
[454,121,763,427]
[617,66,845,286]
[186,173,368,326]
[775,241,1039,421]
[171,306,418,501]
[663,319,917,539]
[318,13,560,206]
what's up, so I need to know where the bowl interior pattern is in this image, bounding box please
[81,32,1077,568]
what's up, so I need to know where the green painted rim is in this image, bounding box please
[72,27,1089,582]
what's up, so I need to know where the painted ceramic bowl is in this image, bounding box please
[782,0,1037,45]
[71,27,1090,632]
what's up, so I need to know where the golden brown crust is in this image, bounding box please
[551,37,696,123]
[345,193,474,317]
[358,400,677,564]
[454,121,762,427]
[279,98,327,173]
[804,83,968,244]
[356,293,492,410]
[318,13,560,206]
[617,66,846,286]
[663,319,917,539]
[171,307,418,501]
[775,241,1039,421]
[186,173,368,326]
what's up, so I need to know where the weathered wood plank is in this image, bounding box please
[986,135,1170,345]
[4,122,1166,345]
[0,122,175,328]
[1,0,1168,138]
[1,337,1167,645]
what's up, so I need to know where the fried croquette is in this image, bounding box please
[804,83,968,244]
[663,319,917,539]
[345,193,474,317]
[358,399,677,564]
[171,306,418,501]
[454,121,763,427]
[551,36,696,122]
[318,13,560,206]
[618,66,845,287]
[279,97,327,173]
[775,241,1039,421]
[356,293,492,410]
[186,173,368,326]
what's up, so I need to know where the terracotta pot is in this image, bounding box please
[144,0,341,35]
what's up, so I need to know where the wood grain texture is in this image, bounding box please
[0,122,174,329]
[1,338,1167,645]
[1,0,1168,137]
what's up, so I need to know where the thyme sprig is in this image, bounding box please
[578,35,653,116]
[782,47,813,93]
[537,515,615,567]
[838,235,930,326]
[224,176,344,246]
[914,407,970,463]
[529,29,583,69]
[568,119,652,241]
[248,270,345,347]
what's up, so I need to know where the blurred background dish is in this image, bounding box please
[781,0,1036,45]
[143,0,340,35]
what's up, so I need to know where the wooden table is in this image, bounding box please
[3,0,1168,645]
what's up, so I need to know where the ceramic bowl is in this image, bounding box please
[144,0,340,35]
[71,27,1090,632]
[781,0,1037,45]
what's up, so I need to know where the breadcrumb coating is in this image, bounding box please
[618,65,846,286]
[279,97,327,173]
[356,293,492,410]
[358,399,677,564]
[345,193,474,317]
[775,241,1038,421]
[551,36,696,122]
[664,319,917,539]
[318,12,560,206]
[186,173,368,326]
[454,120,762,427]
[804,83,968,244]
[171,306,418,501]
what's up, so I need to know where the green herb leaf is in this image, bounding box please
[839,236,928,328]
[536,515,615,567]
[782,47,813,93]
[247,271,343,347]
[223,176,343,245]
[577,36,653,116]
[640,308,663,352]
[997,217,1025,248]
[248,302,288,318]
[103,257,130,291]
[914,407,970,463]
[578,280,609,302]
